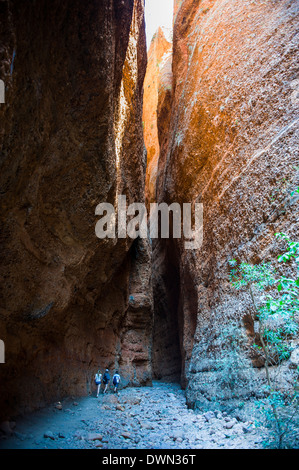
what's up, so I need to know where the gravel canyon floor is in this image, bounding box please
[0,382,267,450]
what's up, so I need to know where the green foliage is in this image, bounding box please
[229,233,299,364]
[229,232,299,448]
[269,170,299,202]
[229,259,276,291]
[256,386,299,449]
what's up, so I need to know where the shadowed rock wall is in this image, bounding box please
[0,0,151,420]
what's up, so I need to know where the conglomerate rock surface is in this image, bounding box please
[149,0,299,406]
[143,27,172,208]
[0,0,152,420]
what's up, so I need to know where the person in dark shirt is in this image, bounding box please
[102,368,110,393]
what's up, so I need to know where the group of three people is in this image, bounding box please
[94,368,120,397]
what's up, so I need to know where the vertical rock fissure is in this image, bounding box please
[152,238,182,383]
[143,27,184,385]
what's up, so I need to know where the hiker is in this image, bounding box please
[102,369,110,393]
[112,370,121,393]
[94,369,102,397]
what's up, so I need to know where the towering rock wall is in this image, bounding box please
[152,0,299,404]
[143,27,172,207]
[142,29,181,382]
[0,0,151,420]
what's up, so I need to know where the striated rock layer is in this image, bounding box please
[152,0,299,404]
[143,27,172,208]
[142,29,179,381]
[0,0,152,420]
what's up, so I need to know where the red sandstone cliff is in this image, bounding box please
[151,0,299,404]
[0,0,152,420]
[143,27,172,207]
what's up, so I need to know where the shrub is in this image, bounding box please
[229,232,299,448]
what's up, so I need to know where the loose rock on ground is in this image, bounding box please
[0,382,267,449]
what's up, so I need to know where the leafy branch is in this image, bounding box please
[229,232,299,448]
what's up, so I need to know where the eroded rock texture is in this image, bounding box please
[151,0,299,404]
[0,0,151,420]
[142,29,180,382]
[143,27,172,208]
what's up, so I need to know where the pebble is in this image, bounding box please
[203,411,215,422]
[224,421,235,429]
[88,433,103,441]
[242,425,251,434]
[43,431,55,440]
[116,404,125,411]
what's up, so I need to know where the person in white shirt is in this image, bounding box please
[94,369,102,398]
[112,370,121,393]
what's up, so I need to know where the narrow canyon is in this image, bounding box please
[0,0,298,448]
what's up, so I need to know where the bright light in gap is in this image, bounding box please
[145,0,174,50]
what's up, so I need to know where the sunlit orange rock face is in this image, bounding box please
[0,0,152,420]
[143,28,172,207]
[173,0,182,25]
[152,0,299,405]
